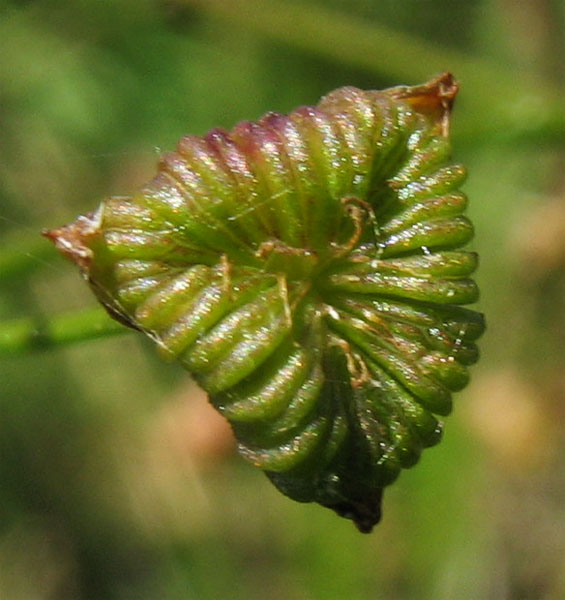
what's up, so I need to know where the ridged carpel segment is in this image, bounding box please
[46,73,484,533]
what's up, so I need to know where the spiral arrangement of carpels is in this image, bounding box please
[47,73,484,532]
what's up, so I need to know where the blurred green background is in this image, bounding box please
[1,0,564,598]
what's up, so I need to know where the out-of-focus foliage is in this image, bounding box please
[0,1,563,599]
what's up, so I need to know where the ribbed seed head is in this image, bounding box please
[46,73,484,533]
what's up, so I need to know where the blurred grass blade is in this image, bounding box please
[182,0,565,143]
[0,306,128,355]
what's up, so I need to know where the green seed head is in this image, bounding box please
[46,73,484,533]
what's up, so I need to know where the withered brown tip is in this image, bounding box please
[42,210,102,272]
[387,72,459,137]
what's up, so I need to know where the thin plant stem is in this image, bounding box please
[0,234,58,283]
[0,306,129,356]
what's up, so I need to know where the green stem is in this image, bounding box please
[0,306,129,356]
[183,0,564,143]
[0,233,57,283]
